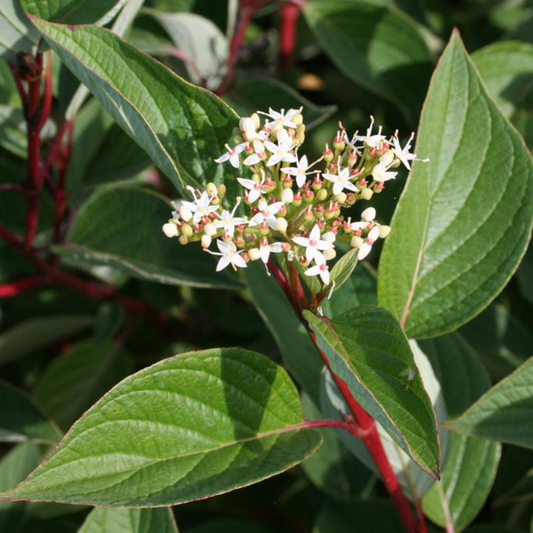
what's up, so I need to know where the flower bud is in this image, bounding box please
[379,225,391,239]
[323,145,334,163]
[316,189,328,202]
[283,176,294,189]
[260,223,270,236]
[293,192,302,207]
[293,113,304,125]
[206,182,218,197]
[351,236,364,249]
[380,150,394,167]
[374,183,385,193]
[304,189,315,203]
[304,208,314,222]
[217,184,226,197]
[333,136,345,151]
[178,235,188,245]
[361,207,376,222]
[322,231,336,243]
[346,193,357,205]
[203,223,217,237]
[281,188,294,204]
[248,248,261,261]
[312,177,323,191]
[276,217,288,233]
[201,235,212,248]
[180,205,193,222]
[162,222,178,238]
[252,113,261,129]
[335,192,347,205]
[360,188,373,200]
[323,248,337,261]
[181,224,193,237]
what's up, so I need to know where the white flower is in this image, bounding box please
[259,107,301,130]
[162,223,178,238]
[358,225,380,260]
[292,224,335,263]
[305,259,330,285]
[323,167,359,196]
[181,186,219,224]
[350,116,387,149]
[259,237,284,263]
[372,162,397,183]
[281,154,323,188]
[281,188,294,204]
[207,240,247,271]
[243,139,268,166]
[238,174,268,204]
[350,208,377,233]
[392,132,421,170]
[214,198,246,237]
[264,129,297,167]
[249,199,285,229]
[215,142,248,168]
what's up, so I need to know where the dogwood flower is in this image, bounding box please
[259,107,301,130]
[243,139,268,166]
[391,132,428,170]
[323,167,359,195]
[292,224,335,263]
[358,225,380,260]
[181,186,219,224]
[249,199,285,229]
[215,142,248,168]
[372,162,397,183]
[281,154,323,188]
[305,259,330,285]
[207,240,247,271]
[215,199,246,237]
[238,174,268,203]
[259,237,284,263]
[264,129,297,167]
[350,207,377,232]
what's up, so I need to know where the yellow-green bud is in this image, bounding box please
[162,222,179,238]
[323,248,336,261]
[276,217,288,233]
[351,236,364,249]
[293,113,304,125]
[181,224,193,237]
[252,113,260,129]
[206,182,218,197]
[178,235,189,245]
[379,225,391,239]
[304,209,314,222]
[360,188,373,201]
[316,189,328,202]
[335,192,347,205]
[201,235,212,248]
[217,184,226,197]
[204,223,217,237]
[248,247,261,261]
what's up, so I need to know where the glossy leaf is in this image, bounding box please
[2,348,321,507]
[78,507,178,533]
[33,339,132,431]
[0,379,60,444]
[31,18,239,193]
[326,248,358,295]
[473,41,533,149]
[21,0,124,24]
[303,0,433,124]
[422,334,501,532]
[305,306,440,477]
[0,315,93,365]
[54,187,241,290]
[447,356,533,449]
[378,32,533,339]
[0,1,39,61]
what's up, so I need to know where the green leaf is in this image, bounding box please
[21,0,124,24]
[2,348,321,507]
[31,18,239,194]
[228,77,337,130]
[0,1,39,62]
[325,248,358,296]
[421,334,502,532]
[151,11,228,91]
[189,518,272,533]
[33,339,132,431]
[0,443,41,533]
[0,315,93,365]
[244,262,323,402]
[54,187,241,290]
[305,306,440,477]
[378,31,533,339]
[447,356,533,449]
[78,507,178,533]
[303,0,433,124]
[472,41,533,149]
[0,379,60,444]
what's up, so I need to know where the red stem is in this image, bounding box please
[0,276,48,298]
[268,257,423,533]
[280,3,300,70]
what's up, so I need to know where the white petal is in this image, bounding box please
[283,153,297,163]
[264,141,279,153]
[248,188,261,203]
[216,257,230,271]
[232,253,247,269]
[358,243,372,260]
[305,265,321,277]
[320,269,331,285]
[292,237,310,247]
[270,243,284,253]
[243,154,261,166]
[309,224,321,241]
[333,182,343,195]
[368,226,380,241]
[316,241,334,251]
[267,154,281,167]
[260,246,270,263]
[249,213,264,227]
[229,154,240,168]
[215,153,230,164]
[296,174,307,188]
[237,178,255,190]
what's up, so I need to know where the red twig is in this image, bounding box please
[0,184,26,194]
[0,275,48,298]
[280,3,300,70]
[37,52,53,132]
[268,256,424,533]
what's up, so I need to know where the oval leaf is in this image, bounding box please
[30,18,239,194]
[2,348,321,507]
[378,31,533,339]
[78,507,178,533]
[21,0,124,24]
[446,356,533,450]
[54,187,241,290]
[304,306,440,477]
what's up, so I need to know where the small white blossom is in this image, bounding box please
[162,223,178,238]
[358,225,380,260]
[372,162,397,183]
[243,139,268,166]
[391,132,427,170]
[249,199,285,229]
[292,224,334,264]
[259,107,301,130]
[215,198,246,237]
[281,154,322,188]
[181,186,219,224]
[264,129,297,167]
[207,240,247,271]
[238,174,268,204]
[305,259,330,285]
[259,237,284,263]
[323,167,359,196]
[215,142,248,168]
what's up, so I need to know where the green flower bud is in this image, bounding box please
[334,192,347,205]
[181,224,193,237]
[360,188,373,200]
[316,189,328,202]
[178,235,189,245]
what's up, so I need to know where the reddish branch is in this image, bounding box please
[280,3,300,70]
[267,258,424,533]
[0,276,47,298]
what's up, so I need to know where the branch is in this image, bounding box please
[0,276,48,298]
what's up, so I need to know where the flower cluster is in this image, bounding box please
[163,108,426,288]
